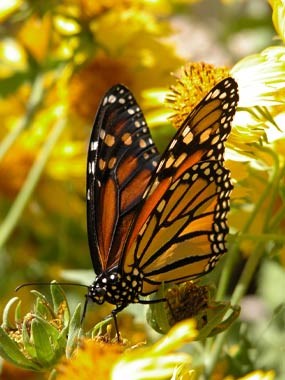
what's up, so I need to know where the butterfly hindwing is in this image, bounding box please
[123,77,238,294]
[130,161,232,295]
[87,85,160,274]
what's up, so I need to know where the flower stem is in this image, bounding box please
[206,241,264,378]
[216,146,279,301]
[239,233,285,242]
[206,146,280,376]
[0,76,44,161]
[0,118,66,249]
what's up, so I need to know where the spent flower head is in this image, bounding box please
[147,281,240,339]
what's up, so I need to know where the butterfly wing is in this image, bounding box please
[87,84,160,274]
[123,77,238,295]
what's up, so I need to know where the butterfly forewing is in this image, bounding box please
[87,84,160,274]
[123,77,238,294]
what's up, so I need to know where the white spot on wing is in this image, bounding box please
[108,95,117,103]
[100,129,106,140]
[90,141,98,151]
[169,139,177,150]
[212,89,221,98]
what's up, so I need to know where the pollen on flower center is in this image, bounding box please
[56,339,126,380]
[166,62,230,129]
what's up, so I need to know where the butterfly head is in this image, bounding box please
[87,267,143,307]
[88,283,106,305]
[87,271,118,305]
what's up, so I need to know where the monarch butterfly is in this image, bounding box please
[86,77,239,336]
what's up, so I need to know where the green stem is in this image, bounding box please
[268,164,285,231]
[0,76,44,161]
[0,122,26,162]
[206,241,264,378]
[261,149,280,232]
[206,147,280,376]
[0,118,66,249]
[231,241,264,305]
[216,146,279,301]
[239,233,285,242]
[270,203,285,231]
[216,177,269,301]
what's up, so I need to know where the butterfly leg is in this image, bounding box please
[111,303,129,342]
[138,297,166,305]
[110,309,120,342]
[112,300,166,341]
[81,295,89,325]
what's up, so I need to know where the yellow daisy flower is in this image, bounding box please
[270,0,285,43]
[112,319,198,380]
[231,47,285,107]
[68,55,133,121]
[166,62,230,129]
[0,0,23,22]
[56,339,126,380]
[56,320,198,380]
[17,14,52,63]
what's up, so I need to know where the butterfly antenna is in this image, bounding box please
[15,282,89,292]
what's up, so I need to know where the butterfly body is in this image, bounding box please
[86,78,239,327]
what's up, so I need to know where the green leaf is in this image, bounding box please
[22,319,37,360]
[50,282,66,312]
[31,318,63,368]
[146,300,170,335]
[1,297,19,330]
[197,303,240,340]
[35,298,53,320]
[48,368,58,380]
[258,260,285,308]
[90,317,112,339]
[66,303,82,358]
[146,284,170,334]
[31,319,55,367]
[34,315,63,345]
[0,327,41,370]
[31,290,55,319]
[0,72,33,97]
[50,282,70,326]
[14,300,22,325]
[57,325,69,351]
